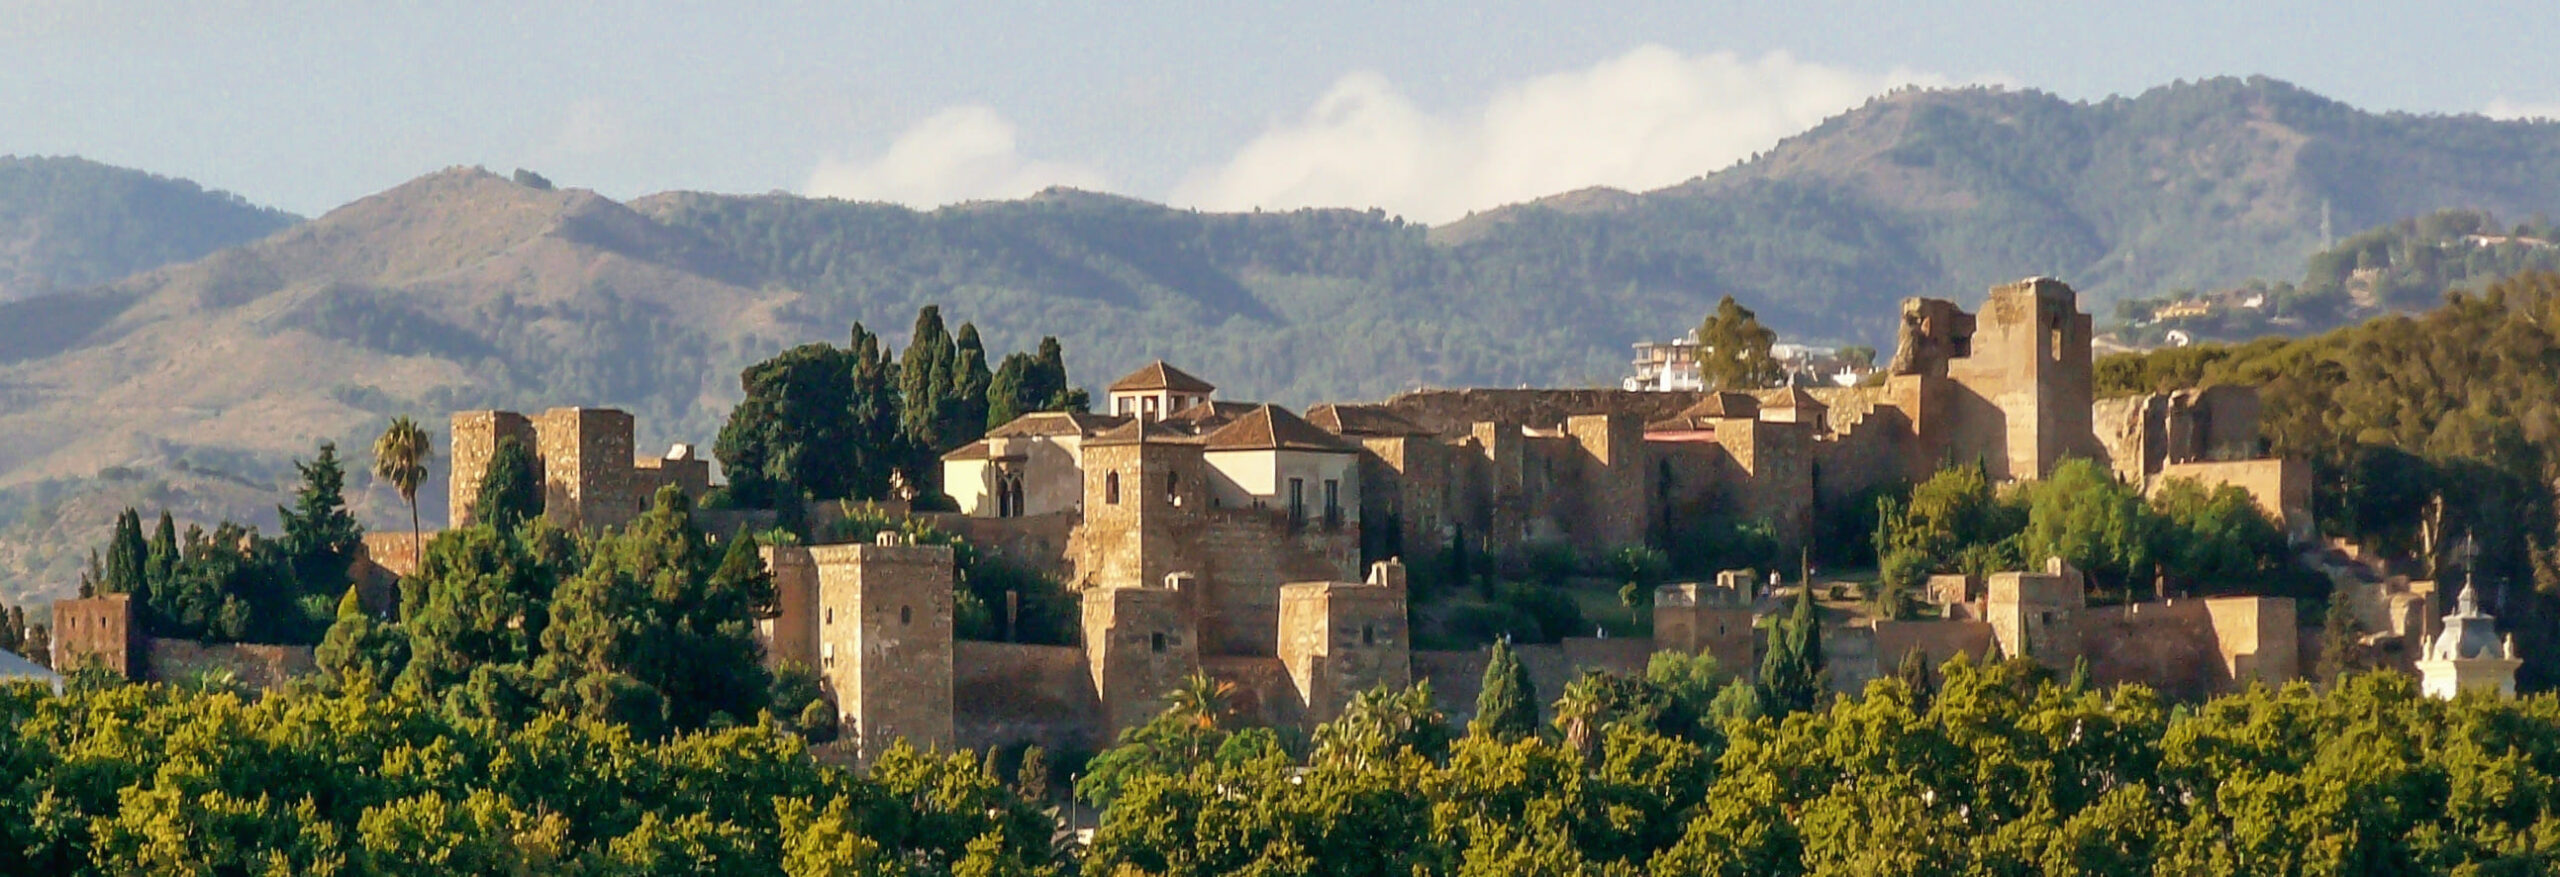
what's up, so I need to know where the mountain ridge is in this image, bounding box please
[7,76,2560,602]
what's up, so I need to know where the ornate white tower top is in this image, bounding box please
[2418,580,2522,698]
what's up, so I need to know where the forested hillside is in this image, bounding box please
[7,76,2560,602]
[2099,271,2560,686]
[0,156,298,302]
[2108,208,2560,345]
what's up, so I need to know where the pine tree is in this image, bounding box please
[280,442,365,601]
[1469,639,1538,740]
[846,321,905,501]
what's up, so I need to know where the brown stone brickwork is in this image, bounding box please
[811,538,955,760]
[50,595,133,676]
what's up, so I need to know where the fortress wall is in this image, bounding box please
[953,641,1104,753]
[956,511,1081,580]
[1869,619,1996,679]
[2076,600,2221,700]
[1204,655,1304,730]
[1194,511,1359,657]
[1412,638,1660,723]
[142,638,316,689]
[1383,389,1708,438]
[2158,458,2314,542]
[2205,596,2299,687]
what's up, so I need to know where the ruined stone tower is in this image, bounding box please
[448,407,709,532]
[1943,278,2098,480]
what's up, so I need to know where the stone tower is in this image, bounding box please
[449,411,536,528]
[1944,278,2097,480]
[811,534,956,758]
[1083,572,1201,735]
[2418,581,2522,698]
[1277,561,1412,728]
[1075,423,1211,590]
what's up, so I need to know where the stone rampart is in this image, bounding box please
[1383,389,1708,438]
[953,641,1104,753]
[142,638,317,689]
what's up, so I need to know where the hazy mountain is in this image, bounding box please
[7,75,2560,603]
[0,156,299,302]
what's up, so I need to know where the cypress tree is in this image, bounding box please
[1758,584,1827,714]
[1469,639,1539,740]
[476,436,544,530]
[146,511,179,593]
[847,322,904,501]
[897,305,957,452]
[951,322,993,447]
[105,508,148,596]
[987,352,1040,429]
[1,604,22,653]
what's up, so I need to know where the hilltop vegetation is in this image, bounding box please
[0,156,297,302]
[10,77,2560,601]
[2100,271,2560,686]
[2110,208,2560,345]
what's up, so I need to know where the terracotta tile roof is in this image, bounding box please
[1107,360,1217,393]
[1161,400,1259,433]
[1303,403,1434,437]
[940,439,994,461]
[985,410,1127,438]
[1084,418,1207,447]
[1202,404,1357,452]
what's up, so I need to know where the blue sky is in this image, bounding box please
[6,1,2556,220]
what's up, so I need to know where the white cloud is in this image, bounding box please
[1171,46,1968,223]
[2485,97,2560,121]
[805,106,1107,206]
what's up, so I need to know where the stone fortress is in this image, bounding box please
[57,277,2512,756]
[720,277,2376,759]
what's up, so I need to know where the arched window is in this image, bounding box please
[1166,470,1180,504]
[1105,471,1121,505]
[1361,623,1375,646]
[900,605,913,626]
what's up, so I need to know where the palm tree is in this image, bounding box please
[1165,671,1236,732]
[1553,671,1611,758]
[371,416,433,574]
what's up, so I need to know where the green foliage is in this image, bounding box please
[1312,682,1452,769]
[0,155,297,301]
[1695,295,1784,390]
[1469,640,1538,741]
[536,486,775,735]
[2013,458,2158,595]
[822,504,1079,645]
[1758,585,1827,715]
[473,435,544,530]
[0,681,1059,874]
[279,442,364,607]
